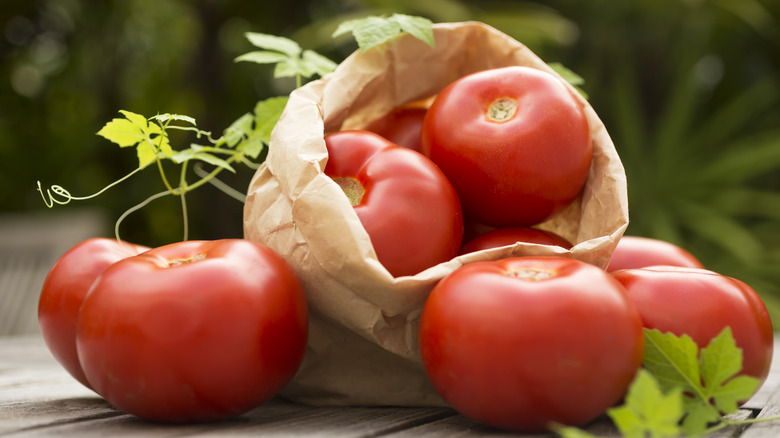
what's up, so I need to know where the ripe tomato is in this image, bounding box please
[76,239,308,422]
[459,226,572,255]
[421,66,592,227]
[419,257,644,432]
[324,130,463,277]
[607,235,704,272]
[612,266,774,385]
[364,105,427,151]
[38,237,149,389]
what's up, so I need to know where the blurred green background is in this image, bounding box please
[1,0,779,317]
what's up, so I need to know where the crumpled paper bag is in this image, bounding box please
[243,21,629,407]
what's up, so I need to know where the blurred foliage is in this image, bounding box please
[1,1,779,317]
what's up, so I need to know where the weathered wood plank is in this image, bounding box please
[740,382,780,438]
[1,334,779,437]
[0,209,108,336]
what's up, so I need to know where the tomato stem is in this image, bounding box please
[487,97,518,122]
[167,253,207,266]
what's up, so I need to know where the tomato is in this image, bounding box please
[421,66,592,227]
[419,257,643,432]
[38,237,149,389]
[364,105,427,151]
[607,236,704,272]
[612,266,774,385]
[459,226,572,255]
[76,239,308,422]
[324,130,463,277]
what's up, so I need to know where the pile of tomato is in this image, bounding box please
[38,64,773,431]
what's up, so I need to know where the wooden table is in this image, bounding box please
[2,334,780,437]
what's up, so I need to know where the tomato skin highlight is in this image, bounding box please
[324,130,463,277]
[38,237,149,389]
[419,257,644,432]
[612,266,774,387]
[421,66,592,227]
[607,236,704,272]
[76,239,308,423]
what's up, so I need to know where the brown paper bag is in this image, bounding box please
[243,21,629,407]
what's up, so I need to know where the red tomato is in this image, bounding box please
[38,237,149,389]
[419,257,644,432]
[364,105,427,151]
[324,130,463,277]
[76,239,308,422]
[612,266,773,385]
[421,66,592,227]
[459,226,572,255]
[607,236,704,272]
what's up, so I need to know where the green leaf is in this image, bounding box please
[244,32,301,56]
[223,113,254,148]
[253,96,288,145]
[150,113,197,126]
[607,370,684,438]
[97,117,147,148]
[642,327,762,436]
[171,145,235,172]
[333,14,434,51]
[135,140,158,167]
[680,401,720,437]
[154,133,173,160]
[643,329,703,398]
[238,32,334,81]
[301,50,338,77]
[119,110,149,130]
[391,13,435,48]
[234,50,290,65]
[97,110,170,168]
[699,327,761,414]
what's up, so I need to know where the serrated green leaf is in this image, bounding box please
[301,50,337,77]
[643,329,703,397]
[171,146,235,172]
[680,401,720,437]
[244,32,301,56]
[234,50,290,65]
[391,13,434,47]
[355,16,401,51]
[118,110,148,128]
[333,14,435,52]
[607,369,685,438]
[223,113,254,148]
[136,141,158,168]
[97,117,146,148]
[700,327,761,414]
[155,134,173,160]
[331,18,359,39]
[150,113,197,126]
[253,96,287,145]
[700,327,743,394]
[273,60,301,78]
[239,137,266,160]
